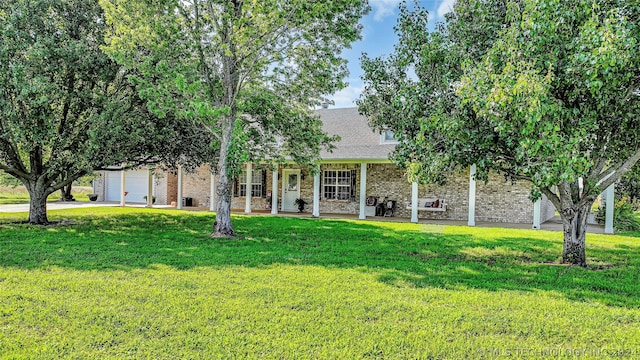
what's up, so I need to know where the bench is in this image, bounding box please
[406,198,446,212]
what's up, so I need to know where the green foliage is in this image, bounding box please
[596,197,640,232]
[0,186,93,204]
[358,0,640,264]
[0,0,213,223]
[101,0,368,234]
[617,163,640,210]
[0,208,639,358]
[100,0,366,167]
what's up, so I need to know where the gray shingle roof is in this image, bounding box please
[317,107,395,162]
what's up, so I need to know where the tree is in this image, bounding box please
[0,0,211,224]
[100,0,369,237]
[359,0,640,266]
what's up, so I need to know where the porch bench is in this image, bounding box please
[406,198,446,212]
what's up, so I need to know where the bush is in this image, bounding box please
[596,196,640,232]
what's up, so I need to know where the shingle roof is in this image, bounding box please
[317,107,395,161]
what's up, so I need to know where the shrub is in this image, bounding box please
[596,196,640,231]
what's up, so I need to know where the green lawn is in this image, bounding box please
[0,186,93,204]
[1,208,639,359]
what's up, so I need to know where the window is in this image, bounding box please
[235,170,266,198]
[381,129,398,144]
[323,170,355,200]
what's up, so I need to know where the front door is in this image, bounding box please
[282,169,301,212]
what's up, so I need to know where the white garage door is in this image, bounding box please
[105,170,149,203]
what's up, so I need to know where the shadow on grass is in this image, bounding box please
[1,210,639,308]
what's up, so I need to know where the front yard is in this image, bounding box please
[0,208,639,358]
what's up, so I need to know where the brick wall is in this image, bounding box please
[181,165,212,207]
[154,162,541,224]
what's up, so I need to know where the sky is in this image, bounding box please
[328,0,456,108]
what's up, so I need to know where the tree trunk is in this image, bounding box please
[211,113,237,238]
[60,183,74,201]
[27,184,50,225]
[559,204,591,266]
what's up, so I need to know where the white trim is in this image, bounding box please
[271,167,278,215]
[313,169,320,217]
[120,170,126,207]
[146,169,153,208]
[605,184,614,234]
[322,169,353,201]
[468,164,476,226]
[245,163,252,214]
[532,199,541,230]
[411,182,418,223]
[358,163,367,220]
[177,166,183,210]
[380,130,399,145]
[281,169,301,212]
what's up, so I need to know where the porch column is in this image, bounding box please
[312,167,320,218]
[411,182,419,223]
[245,163,252,214]
[120,169,126,207]
[271,166,279,215]
[146,168,153,208]
[532,198,541,230]
[177,165,183,210]
[358,163,367,220]
[209,171,216,212]
[604,184,615,234]
[468,164,476,226]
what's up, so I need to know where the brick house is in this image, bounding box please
[95,107,558,226]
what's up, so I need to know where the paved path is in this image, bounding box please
[1,201,125,213]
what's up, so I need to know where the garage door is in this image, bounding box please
[105,170,149,203]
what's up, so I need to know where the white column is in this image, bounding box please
[468,164,477,226]
[271,167,278,215]
[209,171,216,212]
[358,163,367,220]
[146,168,153,208]
[312,168,320,218]
[604,184,615,234]
[176,165,183,210]
[245,163,252,214]
[411,182,419,223]
[120,169,126,207]
[532,198,541,230]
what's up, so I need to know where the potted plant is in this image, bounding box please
[294,198,307,212]
[143,195,156,204]
[88,194,98,201]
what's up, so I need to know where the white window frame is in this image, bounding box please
[239,170,263,198]
[323,170,352,200]
[380,129,399,144]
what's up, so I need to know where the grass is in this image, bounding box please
[0,186,93,204]
[1,208,639,359]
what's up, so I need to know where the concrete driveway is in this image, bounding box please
[0,201,121,213]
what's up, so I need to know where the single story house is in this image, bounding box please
[92,107,588,229]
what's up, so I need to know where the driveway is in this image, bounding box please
[0,201,121,213]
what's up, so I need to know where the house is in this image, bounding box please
[94,107,564,228]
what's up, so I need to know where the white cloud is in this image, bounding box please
[369,0,401,22]
[437,0,455,18]
[327,80,364,108]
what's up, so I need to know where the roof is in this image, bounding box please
[317,107,395,162]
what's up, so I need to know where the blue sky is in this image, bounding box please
[329,0,456,108]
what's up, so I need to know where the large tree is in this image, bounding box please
[359,0,640,266]
[0,0,210,224]
[100,0,368,237]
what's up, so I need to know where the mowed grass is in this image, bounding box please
[0,186,93,204]
[0,208,639,359]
